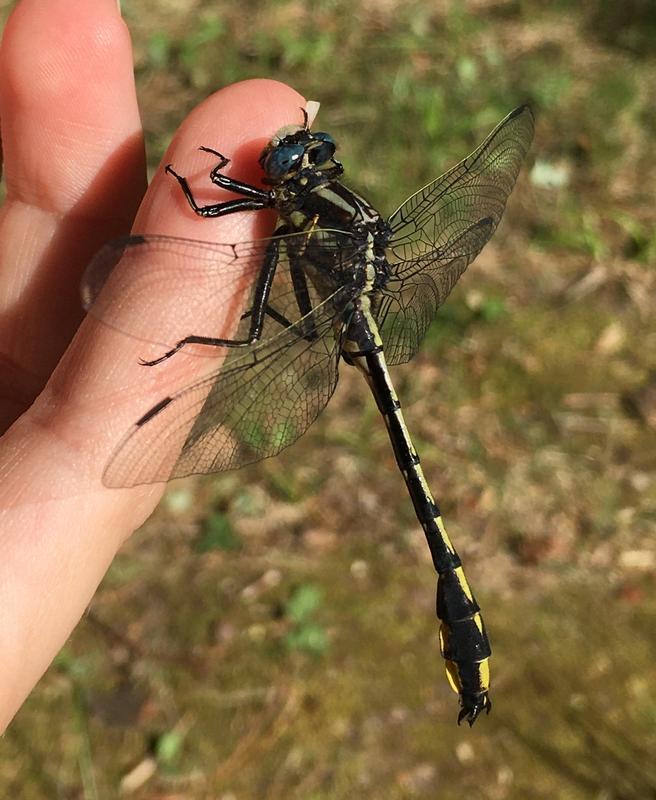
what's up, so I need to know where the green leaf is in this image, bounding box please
[480,296,508,323]
[147,32,172,69]
[196,513,241,552]
[285,584,323,624]
[285,623,329,655]
[155,730,184,766]
[180,17,224,68]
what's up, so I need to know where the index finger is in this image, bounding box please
[0,80,308,732]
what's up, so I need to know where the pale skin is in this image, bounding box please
[0,0,306,731]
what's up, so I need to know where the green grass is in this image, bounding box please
[2,0,656,797]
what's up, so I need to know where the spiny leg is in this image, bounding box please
[240,301,318,345]
[140,234,283,367]
[241,223,320,344]
[280,223,320,342]
[199,146,272,201]
[165,162,272,218]
[241,304,294,331]
[289,258,320,342]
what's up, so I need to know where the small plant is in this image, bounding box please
[284,584,328,655]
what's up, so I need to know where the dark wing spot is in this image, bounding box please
[136,396,173,426]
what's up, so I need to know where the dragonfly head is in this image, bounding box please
[259,125,340,184]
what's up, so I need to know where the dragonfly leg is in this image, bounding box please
[241,303,322,346]
[140,232,283,367]
[289,258,320,341]
[198,146,272,201]
[198,145,230,169]
[241,304,294,330]
[139,333,254,366]
[274,224,319,342]
[165,164,271,217]
[244,235,319,343]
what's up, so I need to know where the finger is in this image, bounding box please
[0,0,145,427]
[0,79,308,731]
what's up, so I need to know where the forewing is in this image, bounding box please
[81,231,358,359]
[378,105,534,364]
[82,235,270,353]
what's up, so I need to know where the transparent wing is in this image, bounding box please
[81,232,360,487]
[103,288,352,487]
[82,231,357,356]
[376,105,534,365]
[374,218,495,364]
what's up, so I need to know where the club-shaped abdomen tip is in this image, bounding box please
[457,693,492,726]
[443,650,491,726]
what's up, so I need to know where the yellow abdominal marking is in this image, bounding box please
[435,515,456,556]
[452,566,474,602]
[445,659,462,695]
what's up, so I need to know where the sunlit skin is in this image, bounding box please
[0,0,306,731]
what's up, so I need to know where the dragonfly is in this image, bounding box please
[82,103,534,725]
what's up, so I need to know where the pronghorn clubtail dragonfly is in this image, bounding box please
[82,104,534,725]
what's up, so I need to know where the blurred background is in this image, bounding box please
[1,1,655,797]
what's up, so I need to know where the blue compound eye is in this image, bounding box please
[264,143,304,179]
[310,133,336,164]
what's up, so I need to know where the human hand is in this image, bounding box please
[0,0,305,730]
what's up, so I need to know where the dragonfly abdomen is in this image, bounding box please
[345,308,491,725]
